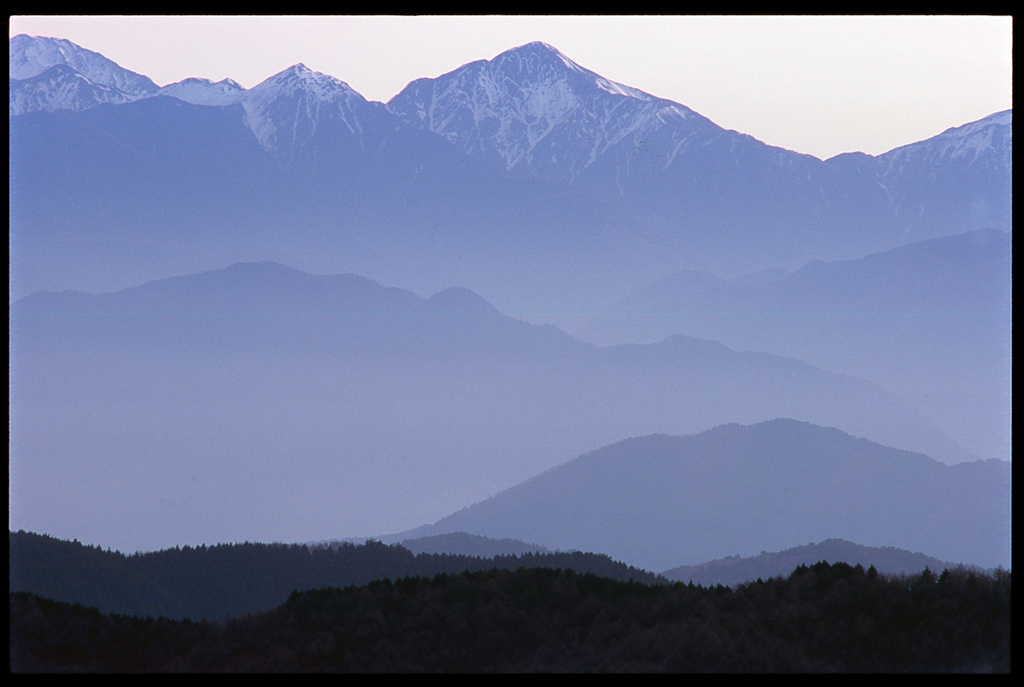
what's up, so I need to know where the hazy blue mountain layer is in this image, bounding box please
[400,532,551,558]
[10,264,975,554]
[581,228,1011,460]
[661,538,991,587]
[8,35,1010,574]
[396,419,1009,572]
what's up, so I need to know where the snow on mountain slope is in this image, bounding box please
[387,41,714,184]
[9,63,136,115]
[240,63,386,156]
[8,33,1012,283]
[871,109,1012,243]
[157,77,246,107]
[942,109,1012,165]
[9,34,158,97]
[877,109,1012,177]
[7,36,389,161]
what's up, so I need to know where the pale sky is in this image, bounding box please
[9,15,1013,160]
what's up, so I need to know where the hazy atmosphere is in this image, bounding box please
[9,15,1012,574]
[8,15,1013,672]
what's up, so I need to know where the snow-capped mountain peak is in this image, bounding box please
[240,63,375,155]
[387,41,701,183]
[495,41,653,101]
[247,63,363,103]
[9,33,158,97]
[156,77,246,107]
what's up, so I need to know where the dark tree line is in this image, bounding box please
[9,530,663,621]
[10,561,1010,672]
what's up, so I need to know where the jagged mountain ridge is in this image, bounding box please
[9,35,396,160]
[386,40,1011,265]
[11,35,1010,186]
[9,34,1012,307]
[239,63,400,159]
[156,76,245,107]
[11,34,1011,232]
[9,63,138,115]
[387,41,709,185]
[9,33,158,98]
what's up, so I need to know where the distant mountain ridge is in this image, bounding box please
[581,228,1011,460]
[399,532,552,558]
[384,40,1011,266]
[661,538,992,587]
[397,419,1009,572]
[9,63,138,114]
[156,76,245,107]
[9,34,1012,311]
[10,263,979,554]
[871,110,1012,245]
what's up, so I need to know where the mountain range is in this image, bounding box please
[10,35,1011,321]
[8,34,1011,571]
[582,227,1012,459]
[396,534,986,587]
[10,262,979,556]
[9,33,158,107]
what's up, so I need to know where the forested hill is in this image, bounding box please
[11,563,1011,672]
[661,538,985,587]
[8,530,663,621]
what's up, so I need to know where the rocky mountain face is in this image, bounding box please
[9,33,159,98]
[10,63,137,114]
[387,41,710,185]
[238,63,401,161]
[388,41,1012,271]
